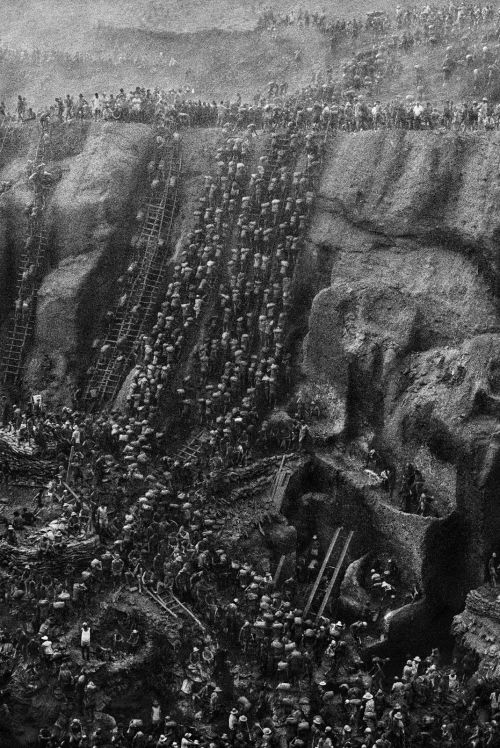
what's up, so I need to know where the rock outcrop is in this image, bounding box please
[0,166,32,326]
[453,585,500,678]
[26,122,154,401]
[304,130,500,617]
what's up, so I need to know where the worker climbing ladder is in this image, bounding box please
[1,126,53,385]
[83,137,182,409]
[302,527,355,619]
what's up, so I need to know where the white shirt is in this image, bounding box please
[42,640,53,655]
[81,628,91,645]
[229,713,238,730]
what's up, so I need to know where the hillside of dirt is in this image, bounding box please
[2,0,408,42]
[0,122,154,402]
[0,1,444,108]
[300,129,500,620]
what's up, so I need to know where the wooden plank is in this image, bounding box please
[66,445,74,483]
[170,591,206,631]
[62,481,79,501]
[273,555,286,587]
[270,455,286,498]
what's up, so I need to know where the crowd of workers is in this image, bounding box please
[122,121,320,472]
[0,108,473,741]
[259,2,500,46]
[0,390,492,748]
[1,2,500,747]
[5,84,500,138]
[0,390,493,748]
[3,1,500,134]
[259,2,500,94]
[259,2,500,37]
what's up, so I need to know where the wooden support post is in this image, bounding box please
[66,446,74,484]
[62,481,79,500]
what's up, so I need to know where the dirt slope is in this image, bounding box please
[25,122,153,401]
[303,129,500,612]
[3,0,408,44]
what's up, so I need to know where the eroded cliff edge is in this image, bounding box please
[0,122,154,401]
[303,130,500,621]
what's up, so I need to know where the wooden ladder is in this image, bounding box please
[316,530,355,620]
[83,136,182,408]
[303,527,342,618]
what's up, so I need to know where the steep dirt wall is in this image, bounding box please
[25,122,154,402]
[317,130,500,281]
[452,586,500,680]
[48,122,153,261]
[303,130,500,618]
[0,201,10,324]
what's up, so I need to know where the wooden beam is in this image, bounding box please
[273,555,286,587]
[66,445,74,483]
[62,481,79,501]
[170,591,206,631]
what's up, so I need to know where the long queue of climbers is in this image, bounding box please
[124,125,320,474]
[4,87,500,137]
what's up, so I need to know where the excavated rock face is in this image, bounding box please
[25,122,154,402]
[0,200,11,323]
[453,585,500,679]
[314,130,500,278]
[0,172,32,326]
[304,130,500,615]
